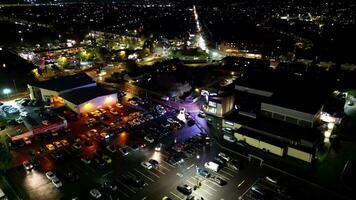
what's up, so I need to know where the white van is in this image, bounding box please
[223,134,236,143]
[204,161,220,172]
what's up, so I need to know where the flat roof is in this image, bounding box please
[235,69,330,114]
[30,73,95,92]
[225,111,323,146]
[60,86,117,105]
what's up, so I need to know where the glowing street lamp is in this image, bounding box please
[3,88,11,99]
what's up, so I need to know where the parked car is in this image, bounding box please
[72,142,82,150]
[23,161,33,171]
[141,161,152,169]
[103,180,118,191]
[53,141,62,148]
[223,134,236,143]
[45,171,56,180]
[89,189,102,199]
[148,159,159,169]
[119,147,129,156]
[218,153,230,162]
[144,135,155,143]
[177,184,192,195]
[102,154,112,164]
[81,157,91,164]
[52,177,62,188]
[211,176,226,186]
[106,145,117,153]
[198,168,210,178]
[228,159,244,170]
[60,139,69,146]
[45,144,56,151]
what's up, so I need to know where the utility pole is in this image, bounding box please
[13,80,17,93]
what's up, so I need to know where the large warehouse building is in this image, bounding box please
[28,73,118,113]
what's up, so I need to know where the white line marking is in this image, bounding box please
[162,160,176,168]
[206,179,223,188]
[201,188,213,196]
[116,179,136,194]
[219,169,234,177]
[170,192,184,200]
[142,168,161,178]
[134,168,155,182]
[202,182,218,192]
[117,187,130,198]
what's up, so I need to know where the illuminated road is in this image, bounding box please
[193,5,208,52]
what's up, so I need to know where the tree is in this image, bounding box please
[0,142,12,172]
[57,57,69,68]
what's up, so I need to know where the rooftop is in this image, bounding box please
[30,73,95,92]
[235,69,331,114]
[60,86,117,105]
[225,110,323,148]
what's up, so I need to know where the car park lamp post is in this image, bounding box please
[3,88,11,100]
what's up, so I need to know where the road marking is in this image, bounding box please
[240,178,258,198]
[202,182,218,192]
[160,164,170,171]
[214,171,230,180]
[102,170,113,177]
[170,191,184,200]
[117,187,130,198]
[142,168,161,178]
[134,168,155,182]
[116,178,137,194]
[223,166,238,173]
[238,180,245,188]
[187,164,194,170]
[187,179,196,186]
[206,179,222,188]
[162,160,176,168]
[153,168,166,175]
[219,169,234,177]
[200,188,213,196]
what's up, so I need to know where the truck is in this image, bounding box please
[204,161,221,172]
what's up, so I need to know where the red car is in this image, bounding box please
[79,134,93,146]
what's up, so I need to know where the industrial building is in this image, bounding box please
[28,73,118,114]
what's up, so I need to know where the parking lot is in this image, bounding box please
[1,90,347,200]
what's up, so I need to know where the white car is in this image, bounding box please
[45,171,56,180]
[119,147,129,156]
[52,177,62,188]
[89,189,102,199]
[81,157,91,164]
[72,142,82,150]
[218,153,230,162]
[141,161,152,169]
[144,136,154,143]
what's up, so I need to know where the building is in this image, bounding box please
[60,86,118,113]
[204,91,235,118]
[28,73,96,105]
[214,69,333,163]
[28,73,118,114]
[223,112,322,163]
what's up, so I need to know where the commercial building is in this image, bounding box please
[214,69,333,163]
[223,112,322,163]
[28,73,118,114]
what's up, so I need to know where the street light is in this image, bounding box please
[3,88,11,100]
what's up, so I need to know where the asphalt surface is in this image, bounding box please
[3,92,353,200]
